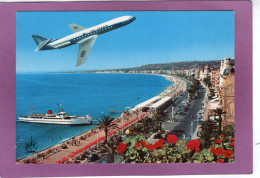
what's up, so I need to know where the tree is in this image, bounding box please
[95,114,118,143]
[214,108,226,134]
[151,110,169,131]
[98,136,118,163]
[133,117,154,136]
[130,122,145,136]
[203,76,212,88]
[197,119,218,149]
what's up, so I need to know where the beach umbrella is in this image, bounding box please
[62,157,68,161]
[85,145,91,149]
[68,154,74,158]
[76,150,81,154]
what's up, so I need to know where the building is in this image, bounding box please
[220,68,235,129]
[210,68,220,95]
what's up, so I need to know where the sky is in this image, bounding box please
[16,11,234,72]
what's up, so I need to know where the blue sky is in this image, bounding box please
[16,11,234,72]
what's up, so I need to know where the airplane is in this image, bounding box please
[32,16,136,67]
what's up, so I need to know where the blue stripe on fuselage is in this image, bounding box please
[41,18,134,50]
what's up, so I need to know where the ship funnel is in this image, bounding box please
[48,110,52,114]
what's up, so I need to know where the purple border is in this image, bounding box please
[0,1,252,177]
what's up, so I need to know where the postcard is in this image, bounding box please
[0,0,252,177]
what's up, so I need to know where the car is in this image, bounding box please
[194,119,203,124]
[87,153,99,162]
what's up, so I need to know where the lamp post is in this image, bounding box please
[122,107,131,136]
[190,121,193,139]
[96,128,99,150]
[171,107,174,119]
[121,116,124,136]
[56,144,59,163]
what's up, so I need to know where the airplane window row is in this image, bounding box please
[73,25,113,41]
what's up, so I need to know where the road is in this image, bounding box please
[163,84,206,140]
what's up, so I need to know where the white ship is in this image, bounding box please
[18,109,92,125]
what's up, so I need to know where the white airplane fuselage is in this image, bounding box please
[41,16,135,50]
[32,16,136,67]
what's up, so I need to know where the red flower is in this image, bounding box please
[210,147,216,153]
[223,149,234,159]
[219,135,225,138]
[231,138,235,142]
[214,139,222,144]
[116,142,127,154]
[145,143,156,151]
[186,139,200,152]
[216,159,224,163]
[133,142,141,150]
[134,141,147,150]
[144,139,164,150]
[214,147,224,157]
[166,135,178,144]
[140,141,147,147]
[154,139,164,149]
[229,143,234,147]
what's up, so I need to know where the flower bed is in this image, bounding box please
[115,133,234,163]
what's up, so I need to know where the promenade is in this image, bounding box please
[17,74,187,164]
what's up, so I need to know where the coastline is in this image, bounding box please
[17,73,187,164]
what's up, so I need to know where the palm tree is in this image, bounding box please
[98,136,118,163]
[95,114,118,143]
[214,108,226,134]
[130,122,145,136]
[152,110,169,131]
[197,119,218,148]
[136,117,154,136]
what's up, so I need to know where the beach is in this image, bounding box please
[17,74,186,164]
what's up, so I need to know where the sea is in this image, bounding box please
[16,73,172,159]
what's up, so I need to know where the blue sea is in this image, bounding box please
[16,73,172,159]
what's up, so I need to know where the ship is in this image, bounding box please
[18,109,92,125]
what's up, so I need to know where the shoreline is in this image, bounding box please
[17,73,187,163]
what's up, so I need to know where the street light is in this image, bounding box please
[122,107,131,136]
[96,128,99,150]
[171,107,174,119]
[190,121,193,139]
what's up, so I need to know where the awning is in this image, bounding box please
[135,96,161,108]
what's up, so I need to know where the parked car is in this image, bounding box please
[184,106,189,110]
[194,119,203,124]
[87,153,99,162]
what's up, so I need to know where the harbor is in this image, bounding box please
[17,74,187,164]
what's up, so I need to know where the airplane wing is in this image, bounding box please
[68,24,86,33]
[76,35,97,67]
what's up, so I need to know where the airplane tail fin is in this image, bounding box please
[32,34,50,51]
[32,34,49,45]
